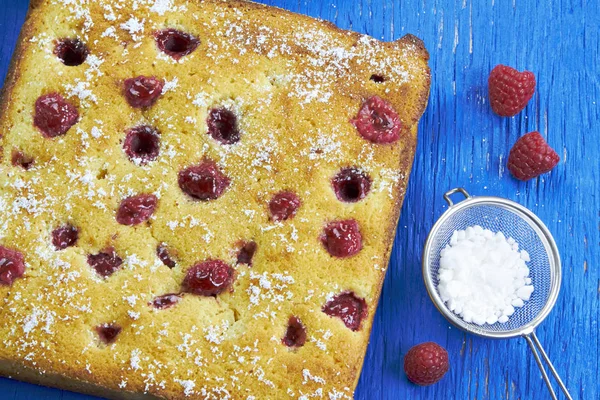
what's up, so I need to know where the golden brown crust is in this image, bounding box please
[0,0,430,398]
[397,34,430,60]
[0,1,38,138]
[0,359,161,400]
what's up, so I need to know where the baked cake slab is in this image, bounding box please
[0,0,430,398]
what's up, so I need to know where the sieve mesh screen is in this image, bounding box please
[425,202,555,336]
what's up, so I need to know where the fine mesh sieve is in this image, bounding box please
[423,188,572,400]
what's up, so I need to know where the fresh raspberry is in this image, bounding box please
[322,292,367,331]
[116,194,158,226]
[54,38,88,66]
[321,219,363,258]
[351,96,401,144]
[282,316,307,348]
[182,260,234,296]
[207,108,240,144]
[154,29,200,59]
[269,191,301,222]
[34,93,79,138]
[507,131,560,181]
[123,76,164,108]
[150,293,181,309]
[0,246,25,286]
[488,65,536,117]
[403,342,449,386]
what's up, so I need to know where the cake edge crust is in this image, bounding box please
[0,0,42,131]
[0,358,161,400]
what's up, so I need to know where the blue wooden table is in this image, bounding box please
[1,1,598,399]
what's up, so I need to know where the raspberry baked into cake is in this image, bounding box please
[0,0,430,398]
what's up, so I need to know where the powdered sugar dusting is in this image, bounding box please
[150,0,173,15]
[120,16,144,41]
[174,379,196,396]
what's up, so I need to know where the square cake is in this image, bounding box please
[0,0,430,398]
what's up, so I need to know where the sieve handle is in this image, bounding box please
[523,331,573,400]
[443,188,471,206]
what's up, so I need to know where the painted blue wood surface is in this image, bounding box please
[0,0,598,399]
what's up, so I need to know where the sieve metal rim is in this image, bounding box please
[422,188,562,339]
